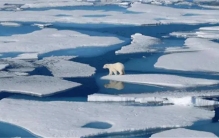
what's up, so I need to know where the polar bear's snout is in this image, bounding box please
[103,62,125,75]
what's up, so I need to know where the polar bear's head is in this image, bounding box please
[103,64,109,69]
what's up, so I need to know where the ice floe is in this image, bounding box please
[0,75,81,96]
[116,33,160,54]
[155,38,219,73]
[88,93,219,107]
[102,74,219,88]
[151,128,217,138]
[0,97,213,137]
[0,22,21,27]
[36,56,96,78]
[168,97,219,106]
[170,26,219,39]
[1,58,35,73]
[14,53,38,60]
[0,28,126,56]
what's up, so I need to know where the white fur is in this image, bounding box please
[103,62,125,75]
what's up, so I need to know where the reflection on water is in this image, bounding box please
[104,80,124,90]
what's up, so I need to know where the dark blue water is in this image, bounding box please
[0,24,40,36]
[0,121,39,138]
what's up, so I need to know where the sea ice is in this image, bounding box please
[0,97,213,137]
[0,75,81,96]
[151,128,217,138]
[0,22,21,27]
[170,26,219,39]
[115,33,160,54]
[0,28,126,56]
[14,53,38,60]
[102,74,219,88]
[155,38,219,73]
[36,56,96,78]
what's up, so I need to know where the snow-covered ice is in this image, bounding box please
[0,28,126,56]
[36,56,96,78]
[0,22,21,27]
[151,128,217,138]
[14,53,38,60]
[88,93,219,107]
[0,75,81,96]
[102,74,219,88]
[116,33,160,54]
[155,38,219,73]
[0,97,213,137]
[88,93,135,102]
[168,97,219,106]
[1,58,35,73]
[170,26,219,39]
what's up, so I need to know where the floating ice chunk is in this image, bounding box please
[88,93,219,107]
[14,53,38,60]
[155,38,219,72]
[135,97,166,103]
[116,33,160,54]
[13,72,29,76]
[0,97,213,137]
[120,90,219,100]
[88,93,135,102]
[170,26,219,39]
[102,74,219,88]
[168,97,219,107]
[32,23,52,28]
[0,28,125,56]
[1,58,35,73]
[8,67,35,73]
[199,26,219,31]
[151,128,217,138]
[0,63,9,70]
[0,22,21,27]
[0,75,81,96]
[36,56,95,78]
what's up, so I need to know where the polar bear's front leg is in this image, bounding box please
[109,69,113,75]
[111,69,117,75]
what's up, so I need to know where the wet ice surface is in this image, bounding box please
[0,0,219,137]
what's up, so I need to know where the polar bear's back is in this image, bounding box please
[112,62,124,69]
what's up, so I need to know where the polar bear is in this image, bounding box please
[103,62,125,75]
